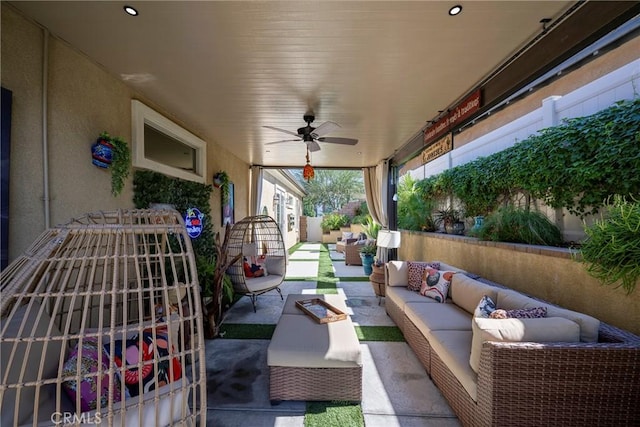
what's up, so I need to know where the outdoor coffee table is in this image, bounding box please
[267,294,362,402]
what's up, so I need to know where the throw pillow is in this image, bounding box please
[341,231,354,241]
[407,261,441,291]
[420,268,455,303]
[104,330,182,397]
[474,295,497,318]
[63,339,123,412]
[490,307,548,319]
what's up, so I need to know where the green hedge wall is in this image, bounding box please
[416,98,640,218]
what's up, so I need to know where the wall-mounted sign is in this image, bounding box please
[185,207,204,239]
[421,133,452,164]
[424,89,481,145]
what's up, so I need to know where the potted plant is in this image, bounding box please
[434,206,465,235]
[92,131,131,196]
[359,243,377,275]
[213,171,230,205]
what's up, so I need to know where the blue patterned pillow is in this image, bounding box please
[474,295,496,318]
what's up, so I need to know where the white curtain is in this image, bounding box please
[363,160,388,228]
[250,165,263,216]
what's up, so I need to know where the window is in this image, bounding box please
[131,100,206,183]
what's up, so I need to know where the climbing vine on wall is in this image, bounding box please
[414,98,640,218]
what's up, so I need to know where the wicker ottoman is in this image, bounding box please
[267,294,362,402]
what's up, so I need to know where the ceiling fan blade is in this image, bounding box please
[263,126,300,138]
[311,121,340,138]
[317,137,358,146]
[266,139,302,145]
[307,140,321,152]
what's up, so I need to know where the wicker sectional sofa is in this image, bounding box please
[385,260,640,427]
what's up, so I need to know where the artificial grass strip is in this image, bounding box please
[305,401,364,427]
[337,276,370,282]
[288,242,304,254]
[355,325,405,342]
[220,323,275,340]
[316,244,337,292]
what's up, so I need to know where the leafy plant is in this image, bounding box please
[397,175,436,231]
[213,171,231,205]
[321,213,349,232]
[359,243,377,256]
[99,131,131,196]
[580,196,640,294]
[474,206,563,246]
[361,214,381,239]
[434,206,463,227]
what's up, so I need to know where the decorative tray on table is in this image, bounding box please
[295,298,347,324]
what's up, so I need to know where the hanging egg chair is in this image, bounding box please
[0,209,206,426]
[226,215,287,312]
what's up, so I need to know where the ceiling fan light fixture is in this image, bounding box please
[448,5,462,16]
[302,148,314,182]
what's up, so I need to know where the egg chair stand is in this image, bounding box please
[226,215,287,312]
[0,209,206,427]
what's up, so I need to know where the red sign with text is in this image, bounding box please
[423,89,481,145]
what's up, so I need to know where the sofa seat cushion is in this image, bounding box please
[469,316,581,372]
[450,274,500,315]
[405,302,472,338]
[386,286,438,311]
[243,274,283,293]
[496,289,600,342]
[267,314,361,368]
[428,330,477,401]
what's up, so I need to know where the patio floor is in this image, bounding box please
[204,243,461,426]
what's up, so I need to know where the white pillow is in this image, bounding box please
[341,232,354,240]
[469,317,580,372]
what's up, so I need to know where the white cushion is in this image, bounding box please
[268,314,361,368]
[428,330,477,401]
[469,317,581,372]
[341,231,354,240]
[450,274,499,315]
[387,260,408,287]
[496,289,600,342]
[405,303,472,338]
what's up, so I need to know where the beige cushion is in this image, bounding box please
[469,317,581,372]
[282,294,349,316]
[386,286,438,312]
[405,303,472,339]
[496,289,600,342]
[268,314,362,368]
[244,274,282,292]
[428,330,477,401]
[450,274,499,315]
[387,261,408,287]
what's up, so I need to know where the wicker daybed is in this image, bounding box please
[385,260,640,427]
[226,215,287,311]
[0,209,206,426]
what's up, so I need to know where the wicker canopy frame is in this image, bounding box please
[0,209,206,426]
[226,215,287,311]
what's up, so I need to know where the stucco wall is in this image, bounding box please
[399,231,640,335]
[1,4,248,262]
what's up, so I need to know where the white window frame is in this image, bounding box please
[131,100,207,183]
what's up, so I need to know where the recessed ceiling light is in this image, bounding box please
[449,5,462,16]
[123,5,138,16]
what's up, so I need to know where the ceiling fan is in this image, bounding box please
[264,112,358,152]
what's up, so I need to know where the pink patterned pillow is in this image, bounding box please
[407,261,441,291]
[490,307,547,319]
